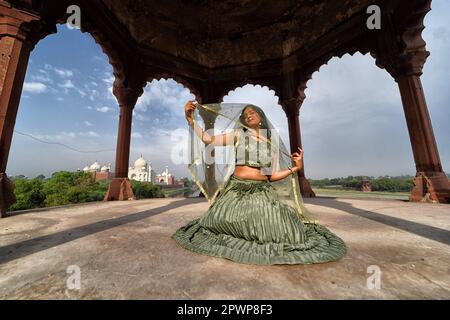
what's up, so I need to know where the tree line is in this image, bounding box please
[9,171,165,212]
[309,175,418,192]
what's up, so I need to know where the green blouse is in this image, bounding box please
[234,129,273,170]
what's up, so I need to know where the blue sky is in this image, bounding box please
[7,1,450,180]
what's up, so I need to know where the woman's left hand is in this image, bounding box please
[291,148,304,171]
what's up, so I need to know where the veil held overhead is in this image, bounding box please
[187,102,316,224]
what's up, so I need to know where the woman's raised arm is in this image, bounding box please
[267,149,303,182]
[185,100,237,146]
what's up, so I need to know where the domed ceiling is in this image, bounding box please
[101,0,375,68]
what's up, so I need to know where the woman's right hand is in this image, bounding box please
[184,100,197,125]
[291,148,304,172]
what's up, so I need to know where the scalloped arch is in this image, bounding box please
[148,73,202,101]
[30,24,128,90]
[219,81,281,104]
[79,22,127,85]
[297,47,372,102]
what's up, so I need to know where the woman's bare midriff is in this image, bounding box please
[233,165,269,181]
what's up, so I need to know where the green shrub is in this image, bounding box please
[9,178,46,211]
[310,175,415,192]
[9,171,111,211]
[131,180,165,199]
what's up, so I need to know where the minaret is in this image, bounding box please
[165,166,169,184]
[148,161,152,183]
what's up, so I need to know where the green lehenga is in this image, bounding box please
[172,174,347,265]
[172,102,347,265]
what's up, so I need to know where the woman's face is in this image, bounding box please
[243,107,261,128]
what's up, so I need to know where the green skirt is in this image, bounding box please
[172,175,347,265]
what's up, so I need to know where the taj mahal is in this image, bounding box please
[82,155,175,185]
[127,155,174,185]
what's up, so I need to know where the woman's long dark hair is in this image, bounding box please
[239,104,272,141]
[238,105,274,164]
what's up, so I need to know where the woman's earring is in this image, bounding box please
[259,122,262,126]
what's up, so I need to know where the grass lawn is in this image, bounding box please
[162,187,190,197]
[312,188,410,201]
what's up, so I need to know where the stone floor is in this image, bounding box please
[0,196,449,299]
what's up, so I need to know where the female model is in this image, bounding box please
[171,101,347,265]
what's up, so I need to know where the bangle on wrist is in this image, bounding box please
[288,166,295,175]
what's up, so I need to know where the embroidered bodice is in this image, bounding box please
[234,129,273,168]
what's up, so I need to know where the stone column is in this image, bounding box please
[0,4,46,217]
[104,85,142,201]
[198,106,218,197]
[196,86,221,198]
[372,6,450,203]
[396,73,450,203]
[283,99,316,198]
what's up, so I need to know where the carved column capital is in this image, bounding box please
[373,45,430,80]
[281,99,300,118]
[280,70,310,116]
[0,3,54,50]
[112,84,143,108]
[370,0,431,80]
[198,105,218,123]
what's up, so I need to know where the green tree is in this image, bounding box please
[43,171,105,207]
[131,180,165,199]
[10,178,46,211]
[11,175,26,180]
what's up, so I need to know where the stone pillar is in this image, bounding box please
[396,74,450,203]
[0,4,46,217]
[198,106,218,197]
[104,85,142,201]
[371,6,450,203]
[283,100,316,198]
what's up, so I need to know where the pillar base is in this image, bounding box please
[0,173,16,218]
[298,176,316,198]
[104,178,135,201]
[410,172,450,203]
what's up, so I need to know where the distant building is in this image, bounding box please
[362,176,372,192]
[155,166,175,185]
[82,160,114,182]
[81,155,177,185]
[128,155,156,183]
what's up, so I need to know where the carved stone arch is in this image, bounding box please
[18,18,57,50]
[297,46,372,106]
[20,0,131,88]
[218,79,282,104]
[79,22,127,86]
[369,0,432,79]
[148,72,202,102]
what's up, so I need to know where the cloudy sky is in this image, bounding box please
[7,1,450,180]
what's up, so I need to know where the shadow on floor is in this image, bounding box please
[1,196,449,266]
[305,197,450,247]
[0,198,205,265]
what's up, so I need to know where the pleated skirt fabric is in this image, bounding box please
[172,175,347,265]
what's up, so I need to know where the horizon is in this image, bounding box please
[11,170,450,182]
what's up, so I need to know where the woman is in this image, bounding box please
[171,101,347,265]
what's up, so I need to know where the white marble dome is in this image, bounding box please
[134,155,147,169]
[89,161,101,171]
[100,165,109,172]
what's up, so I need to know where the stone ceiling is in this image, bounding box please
[101,0,376,68]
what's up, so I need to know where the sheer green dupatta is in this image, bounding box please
[187,102,317,224]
